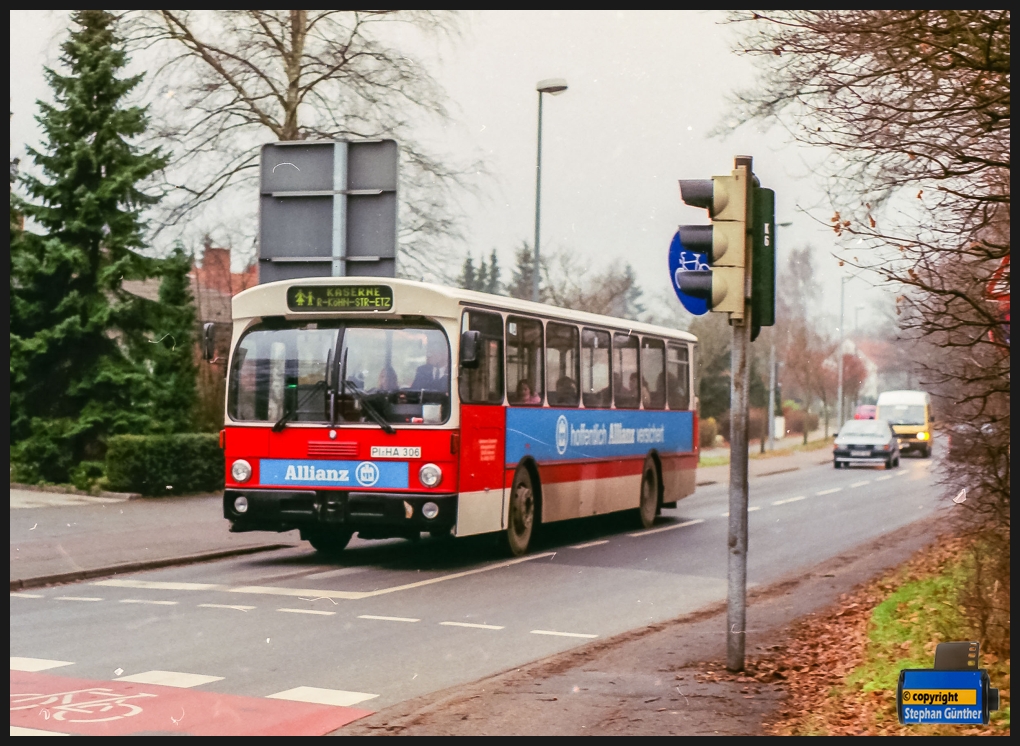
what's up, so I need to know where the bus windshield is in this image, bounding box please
[877,404,926,426]
[228,320,450,425]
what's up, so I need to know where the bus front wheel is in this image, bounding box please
[504,466,537,557]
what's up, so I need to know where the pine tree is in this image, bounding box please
[508,242,539,300]
[475,254,489,292]
[485,248,502,294]
[10,10,169,482]
[150,244,198,433]
[458,253,476,290]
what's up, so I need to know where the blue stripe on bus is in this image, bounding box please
[505,408,694,464]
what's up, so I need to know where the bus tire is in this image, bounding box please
[306,528,353,555]
[504,465,537,557]
[638,456,659,529]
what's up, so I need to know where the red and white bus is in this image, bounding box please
[218,277,699,556]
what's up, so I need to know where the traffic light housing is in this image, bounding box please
[676,165,751,320]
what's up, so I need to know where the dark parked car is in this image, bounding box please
[833,418,900,469]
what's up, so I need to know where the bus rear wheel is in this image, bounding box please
[504,466,537,557]
[637,457,659,529]
[306,528,353,555]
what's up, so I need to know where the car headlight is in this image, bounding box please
[419,463,442,487]
[231,459,252,483]
[917,432,930,441]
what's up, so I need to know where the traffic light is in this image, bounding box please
[675,164,751,320]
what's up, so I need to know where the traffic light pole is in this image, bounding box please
[726,155,753,672]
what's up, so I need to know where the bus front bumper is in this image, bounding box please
[224,489,458,536]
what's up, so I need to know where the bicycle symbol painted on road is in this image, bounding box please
[11,687,157,722]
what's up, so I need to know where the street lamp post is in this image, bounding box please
[533,78,567,303]
[836,275,850,430]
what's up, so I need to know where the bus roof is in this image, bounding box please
[232,276,697,342]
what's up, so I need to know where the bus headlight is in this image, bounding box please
[917,432,930,441]
[231,459,252,483]
[233,495,249,514]
[419,463,442,487]
[422,501,440,520]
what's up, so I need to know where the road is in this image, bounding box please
[10,455,943,735]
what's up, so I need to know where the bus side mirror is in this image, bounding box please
[460,330,481,369]
[202,322,216,361]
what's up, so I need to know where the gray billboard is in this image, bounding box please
[258,139,398,283]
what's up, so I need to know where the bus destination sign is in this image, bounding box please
[287,285,394,312]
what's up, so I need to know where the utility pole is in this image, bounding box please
[836,276,847,429]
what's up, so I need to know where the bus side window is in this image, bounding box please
[640,337,666,409]
[506,316,544,406]
[459,310,504,404]
[667,343,691,410]
[546,322,580,407]
[613,333,640,409]
[581,328,611,408]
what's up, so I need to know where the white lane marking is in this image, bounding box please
[772,496,806,506]
[849,481,871,488]
[530,629,598,639]
[267,686,378,707]
[119,599,178,606]
[569,539,610,549]
[95,579,222,591]
[628,518,704,537]
[278,608,336,616]
[439,621,504,630]
[305,566,369,580]
[116,670,224,688]
[876,475,894,481]
[55,596,103,602]
[11,725,69,736]
[10,593,45,599]
[720,511,729,517]
[230,552,556,601]
[11,657,73,672]
[358,614,419,623]
[748,506,761,512]
[199,603,255,611]
[816,488,842,495]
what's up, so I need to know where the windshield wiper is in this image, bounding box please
[273,380,327,432]
[342,379,396,435]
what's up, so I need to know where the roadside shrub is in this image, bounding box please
[70,461,105,493]
[699,417,718,449]
[716,409,767,444]
[783,407,819,436]
[105,434,224,497]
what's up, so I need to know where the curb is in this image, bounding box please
[9,543,294,592]
[10,482,142,500]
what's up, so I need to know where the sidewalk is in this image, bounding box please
[9,488,298,590]
[696,434,834,487]
[340,512,945,736]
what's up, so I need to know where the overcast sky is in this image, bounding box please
[10,10,894,332]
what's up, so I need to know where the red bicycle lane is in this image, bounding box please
[10,670,373,735]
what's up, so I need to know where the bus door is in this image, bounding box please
[455,311,506,536]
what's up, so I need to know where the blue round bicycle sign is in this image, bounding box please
[668,229,709,315]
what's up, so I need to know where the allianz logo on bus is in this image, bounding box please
[282,462,380,486]
[555,415,666,455]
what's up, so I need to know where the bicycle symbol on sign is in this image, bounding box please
[11,687,157,722]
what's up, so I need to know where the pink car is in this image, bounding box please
[854,405,877,420]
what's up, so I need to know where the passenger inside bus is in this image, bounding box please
[375,365,398,393]
[555,376,578,405]
[411,337,449,392]
[515,380,542,405]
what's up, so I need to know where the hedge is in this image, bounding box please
[105,434,224,497]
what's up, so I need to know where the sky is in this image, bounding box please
[9,10,895,334]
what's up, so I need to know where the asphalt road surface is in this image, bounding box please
[10,456,944,735]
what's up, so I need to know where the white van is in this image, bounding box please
[875,390,934,457]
